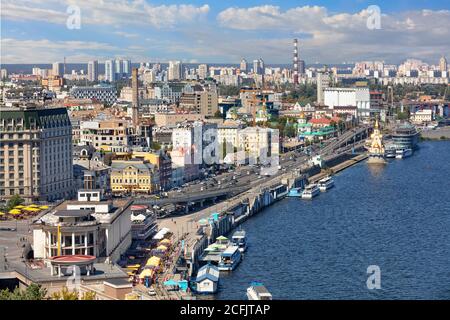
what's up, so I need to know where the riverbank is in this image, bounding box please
[420,126,450,140]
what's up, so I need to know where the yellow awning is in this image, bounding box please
[14,205,26,209]
[139,269,154,279]
[23,207,40,212]
[9,209,22,215]
[156,245,168,251]
[146,256,161,267]
[159,239,171,245]
[39,205,49,209]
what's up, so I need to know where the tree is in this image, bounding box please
[50,286,97,300]
[80,291,97,300]
[213,110,223,119]
[150,141,162,151]
[6,195,24,211]
[218,85,241,96]
[0,283,47,300]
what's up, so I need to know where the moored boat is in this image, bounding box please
[218,246,242,271]
[318,176,334,192]
[395,148,413,159]
[384,146,397,158]
[301,184,320,199]
[232,230,248,253]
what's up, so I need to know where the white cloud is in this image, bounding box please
[216,6,450,63]
[0,38,140,63]
[113,31,139,38]
[2,0,210,28]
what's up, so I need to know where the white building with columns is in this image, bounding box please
[32,190,132,264]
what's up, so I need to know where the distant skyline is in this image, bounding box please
[1,0,449,64]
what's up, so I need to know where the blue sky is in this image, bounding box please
[1,0,449,64]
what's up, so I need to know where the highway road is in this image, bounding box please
[135,126,371,214]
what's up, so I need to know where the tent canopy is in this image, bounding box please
[156,245,168,251]
[159,239,171,245]
[146,256,161,267]
[216,236,228,241]
[163,279,179,287]
[139,269,154,279]
[153,228,170,240]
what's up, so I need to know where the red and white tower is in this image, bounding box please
[293,39,299,86]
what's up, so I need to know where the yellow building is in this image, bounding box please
[110,160,160,194]
[131,151,172,190]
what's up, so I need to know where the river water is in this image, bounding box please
[215,141,450,300]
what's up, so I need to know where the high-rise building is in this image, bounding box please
[122,59,132,78]
[198,64,208,80]
[316,72,331,105]
[259,58,265,74]
[87,60,99,82]
[0,69,7,80]
[240,59,248,73]
[168,61,182,81]
[440,56,448,72]
[253,59,261,75]
[115,59,124,79]
[105,60,115,82]
[299,60,306,75]
[0,106,73,202]
[52,62,64,77]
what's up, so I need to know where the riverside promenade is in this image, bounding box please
[156,149,369,290]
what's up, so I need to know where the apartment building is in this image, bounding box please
[0,105,74,202]
[79,120,133,150]
[70,85,117,105]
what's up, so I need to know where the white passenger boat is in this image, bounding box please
[231,230,248,253]
[395,148,413,159]
[218,246,242,271]
[318,177,334,192]
[301,184,320,199]
[246,282,272,300]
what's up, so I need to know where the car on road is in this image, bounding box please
[148,288,156,296]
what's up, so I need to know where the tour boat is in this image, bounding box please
[395,148,413,159]
[301,184,320,199]
[318,176,334,192]
[232,230,248,253]
[218,246,242,271]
